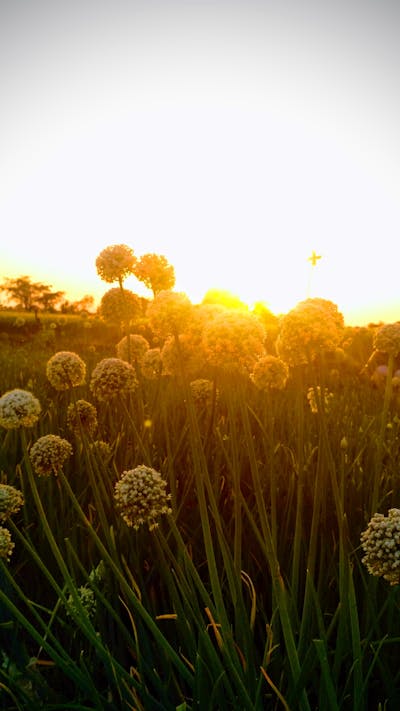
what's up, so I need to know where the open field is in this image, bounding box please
[1,300,400,710]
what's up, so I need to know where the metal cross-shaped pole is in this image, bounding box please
[307,251,322,296]
[308,250,322,267]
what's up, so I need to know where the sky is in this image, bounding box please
[1,0,400,326]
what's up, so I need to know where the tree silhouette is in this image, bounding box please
[0,276,65,312]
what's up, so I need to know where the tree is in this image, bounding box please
[37,289,65,312]
[0,276,65,312]
[133,253,175,296]
[60,295,95,314]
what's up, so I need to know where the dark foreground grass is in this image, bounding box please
[1,330,400,710]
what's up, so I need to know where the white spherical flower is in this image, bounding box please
[140,348,163,380]
[90,440,112,462]
[189,379,218,408]
[203,310,266,374]
[116,334,150,363]
[67,400,98,438]
[276,298,344,366]
[0,389,41,429]
[95,243,136,284]
[46,351,86,391]
[146,291,193,338]
[0,484,24,522]
[90,358,138,401]
[250,355,289,391]
[0,526,15,561]
[361,508,400,585]
[30,434,73,477]
[114,465,172,530]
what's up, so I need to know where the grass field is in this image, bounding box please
[1,299,400,710]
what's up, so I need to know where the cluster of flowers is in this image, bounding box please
[146,291,193,338]
[95,243,136,284]
[109,296,350,388]
[0,389,41,429]
[46,351,86,391]
[251,355,289,391]
[116,334,150,364]
[189,379,217,408]
[114,465,172,531]
[0,483,24,561]
[360,508,400,585]
[67,400,98,438]
[276,298,344,367]
[30,435,73,477]
[0,344,176,569]
[90,357,138,401]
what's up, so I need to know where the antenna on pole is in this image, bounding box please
[307,250,322,297]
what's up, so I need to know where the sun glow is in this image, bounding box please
[1,2,400,327]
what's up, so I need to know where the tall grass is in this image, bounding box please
[1,322,400,710]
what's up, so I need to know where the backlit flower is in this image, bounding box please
[67,400,98,438]
[140,348,163,380]
[361,508,400,585]
[161,334,205,379]
[0,484,24,522]
[90,440,112,462]
[116,334,149,363]
[276,298,344,366]
[134,252,176,295]
[203,310,266,374]
[30,434,73,477]
[374,323,400,358]
[190,379,217,408]
[0,527,14,561]
[146,291,193,338]
[0,389,41,429]
[100,288,141,325]
[46,351,86,391]
[114,465,172,530]
[90,358,138,401]
[95,243,136,284]
[251,355,289,391]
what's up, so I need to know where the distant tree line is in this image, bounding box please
[0,276,94,315]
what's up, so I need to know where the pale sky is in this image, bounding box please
[1,0,400,325]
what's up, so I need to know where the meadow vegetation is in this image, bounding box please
[1,247,400,710]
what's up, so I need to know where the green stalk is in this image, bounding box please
[55,465,194,687]
[290,366,306,605]
[225,385,242,576]
[371,352,394,513]
[240,396,311,711]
